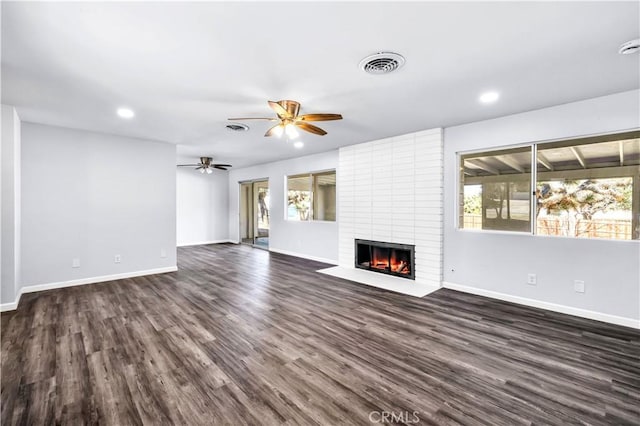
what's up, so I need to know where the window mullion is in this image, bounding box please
[633,173,640,240]
[531,144,537,235]
[309,173,314,221]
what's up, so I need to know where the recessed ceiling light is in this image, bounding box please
[619,39,640,55]
[117,107,135,119]
[479,91,499,104]
[293,141,304,149]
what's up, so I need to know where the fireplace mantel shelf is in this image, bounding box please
[317,266,439,298]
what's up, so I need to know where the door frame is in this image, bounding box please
[238,178,270,250]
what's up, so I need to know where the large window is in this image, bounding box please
[287,170,336,221]
[536,134,638,240]
[459,131,640,240]
[460,146,532,232]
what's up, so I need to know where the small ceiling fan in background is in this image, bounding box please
[177,157,232,174]
[229,100,343,138]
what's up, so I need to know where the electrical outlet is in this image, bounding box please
[72,258,80,268]
[114,254,121,264]
[574,280,585,293]
[160,249,167,258]
[527,273,537,285]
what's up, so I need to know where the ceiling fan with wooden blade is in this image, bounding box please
[177,157,232,174]
[229,100,342,137]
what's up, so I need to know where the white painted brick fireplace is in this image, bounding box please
[320,128,443,295]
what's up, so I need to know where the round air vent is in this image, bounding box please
[619,39,640,55]
[359,52,405,74]
[226,123,249,132]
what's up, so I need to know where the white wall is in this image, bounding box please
[1,105,21,306]
[177,167,229,246]
[20,123,177,290]
[228,150,338,263]
[338,129,443,286]
[443,90,640,326]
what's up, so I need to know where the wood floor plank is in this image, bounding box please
[86,348,143,425]
[2,243,639,424]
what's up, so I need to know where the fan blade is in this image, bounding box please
[280,100,300,117]
[296,122,327,136]
[214,166,228,170]
[297,113,343,122]
[228,117,278,121]
[195,165,203,169]
[268,101,292,119]
[177,164,200,167]
[265,123,284,137]
[213,164,232,168]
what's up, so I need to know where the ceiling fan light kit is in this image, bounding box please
[285,123,299,138]
[178,157,232,173]
[228,100,343,138]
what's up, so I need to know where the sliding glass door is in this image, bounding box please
[253,180,269,248]
[239,179,269,248]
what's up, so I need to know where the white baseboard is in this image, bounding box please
[177,239,233,247]
[268,247,338,265]
[0,266,178,312]
[443,281,639,329]
[0,300,19,312]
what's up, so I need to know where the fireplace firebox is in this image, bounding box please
[355,239,415,280]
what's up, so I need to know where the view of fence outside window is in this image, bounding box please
[459,131,640,240]
[287,170,336,221]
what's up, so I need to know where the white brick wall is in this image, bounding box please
[338,128,443,287]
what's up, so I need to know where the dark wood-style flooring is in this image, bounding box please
[2,244,639,425]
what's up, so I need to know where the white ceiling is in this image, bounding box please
[2,2,639,168]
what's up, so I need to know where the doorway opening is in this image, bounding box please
[239,179,270,249]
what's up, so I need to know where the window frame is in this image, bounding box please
[459,145,533,233]
[285,169,337,222]
[456,130,640,241]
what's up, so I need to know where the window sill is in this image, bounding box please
[456,227,639,242]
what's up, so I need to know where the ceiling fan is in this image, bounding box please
[177,157,232,174]
[229,100,342,137]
